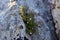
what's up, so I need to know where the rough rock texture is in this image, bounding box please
[52,0,60,40]
[26,0,57,40]
[0,0,26,40]
[0,0,58,40]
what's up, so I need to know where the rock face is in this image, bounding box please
[26,0,57,40]
[0,0,26,40]
[0,0,57,40]
[52,0,60,39]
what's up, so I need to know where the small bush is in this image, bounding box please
[19,5,37,35]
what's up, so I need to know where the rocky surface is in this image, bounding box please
[0,0,58,40]
[52,0,60,40]
[0,0,26,40]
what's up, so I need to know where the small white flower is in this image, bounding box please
[30,32,32,35]
[30,18,32,20]
[27,22,29,23]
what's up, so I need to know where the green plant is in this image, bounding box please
[19,5,37,34]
